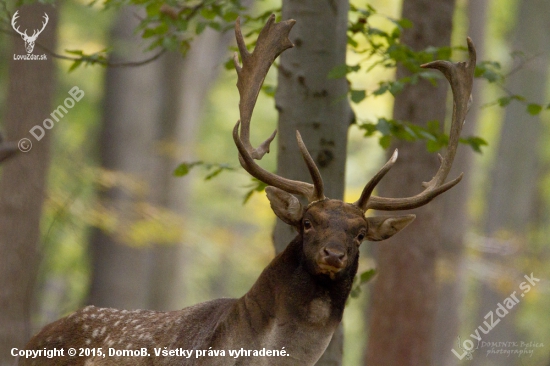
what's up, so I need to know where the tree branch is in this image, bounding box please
[0,27,166,68]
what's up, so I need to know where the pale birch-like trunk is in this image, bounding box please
[275,1,351,364]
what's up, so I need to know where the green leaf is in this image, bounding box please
[200,8,216,20]
[474,61,503,83]
[173,161,202,177]
[262,84,276,97]
[460,136,488,153]
[350,89,366,104]
[68,59,83,72]
[205,167,224,180]
[527,103,542,115]
[376,118,391,135]
[401,124,417,140]
[350,269,377,299]
[418,130,437,141]
[205,164,233,180]
[389,80,404,96]
[347,35,358,48]
[426,120,440,134]
[173,163,190,177]
[222,11,239,22]
[426,139,443,153]
[65,49,84,56]
[379,135,391,149]
[196,22,207,35]
[350,287,361,298]
[145,2,161,17]
[243,179,267,204]
[327,64,360,79]
[372,83,389,96]
[397,18,413,29]
[327,64,348,79]
[497,97,512,107]
[358,123,377,136]
[207,21,222,31]
[359,269,377,284]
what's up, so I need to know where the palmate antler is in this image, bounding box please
[354,38,476,211]
[232,14,325,203]
[233,15,476,212]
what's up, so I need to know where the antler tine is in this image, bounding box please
[354,149,398,211]
[363,38,476,211]
[233,14,294,160]
[296,131,325,201]
[233,123,316,199]
[233,15,325,202]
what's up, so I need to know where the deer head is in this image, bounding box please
[232,15,475,279]
[11,10,49,54]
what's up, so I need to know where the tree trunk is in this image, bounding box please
[275,1,351,364]
[366,0,456,365]
[0,3,57,363]
[87,6,162,309]
[472,0,549,365]
[431,1,487,364]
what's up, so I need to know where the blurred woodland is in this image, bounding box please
[0,0,549,365]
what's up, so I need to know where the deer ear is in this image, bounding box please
[366,214,416,242]
[265,186,303,227]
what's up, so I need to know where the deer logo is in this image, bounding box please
[11,10,49,54]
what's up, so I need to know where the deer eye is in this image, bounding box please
[357,230,366,242]
[303,219,312,230]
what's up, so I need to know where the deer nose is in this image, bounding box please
[322,247,347,268]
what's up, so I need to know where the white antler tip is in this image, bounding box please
[391,148,398,162]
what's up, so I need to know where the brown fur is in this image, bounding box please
[21,199,411,366]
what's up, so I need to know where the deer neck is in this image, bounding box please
[241,234,357,337]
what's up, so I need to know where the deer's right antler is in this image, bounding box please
[233,15,325,202]
[354,38,476,212]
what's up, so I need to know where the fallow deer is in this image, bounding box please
[20,14,476,366]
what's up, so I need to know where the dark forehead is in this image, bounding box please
[305,199,366,225]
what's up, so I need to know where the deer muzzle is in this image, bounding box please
[317,246,347,279]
